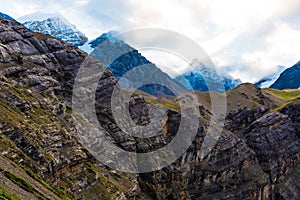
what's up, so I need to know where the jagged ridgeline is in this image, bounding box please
[0,17,300,200]
[18,12,88,47]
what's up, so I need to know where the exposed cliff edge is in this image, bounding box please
[0,17,299,200]
[0,17,139,199]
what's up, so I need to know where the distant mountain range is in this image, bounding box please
[4,11,297,93]
[88,32,242,95]
[89,31,187,97]
[255,65,286,88]
[270,61,300,89]
[1,18,300,199]
[175,64,241,93]
[86,32,240,94]
[18,12,88,46]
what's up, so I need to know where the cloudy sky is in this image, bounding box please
[1,0,300,82]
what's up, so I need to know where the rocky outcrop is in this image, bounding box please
[0,17,299,200]
[0,18,87,103]
[225,83,285,112]
[226,108,300,198]
[139,106,300,199]
[280,102,300,124]
[0,18,138,199]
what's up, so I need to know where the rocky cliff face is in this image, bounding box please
[138,105,300,199]
[0,18,139,199]
[0,17,299,200]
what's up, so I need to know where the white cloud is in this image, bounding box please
[119,0,300,81]
[240,22,300,81]
[0,0,299,82]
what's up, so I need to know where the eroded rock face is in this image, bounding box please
[226,108,300,199]
[139,107,299,200]
[0,18,299,200]
[0,18,139,199]
[1,70,96,197]
[0,19,86,101]
[280,102,300,137]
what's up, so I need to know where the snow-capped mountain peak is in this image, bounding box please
[254,65,286,88]
[18,12,88,46]
[79,31,124,54]
[87,31,187,97]
[89,31,124,48]
[174,61,241,92]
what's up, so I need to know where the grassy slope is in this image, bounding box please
[0,77,135,199]
[143,83,300,113]
[0,80,75,199]
[263,88,300,101]
[263,88,300,111]
[1,75,298,199]
[0,184,22,200]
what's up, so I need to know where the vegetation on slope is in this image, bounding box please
[0,77,135,199]
[0,184,21,200]
[263,88,300,101]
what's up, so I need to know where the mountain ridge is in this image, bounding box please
[0,17,299,200]
[270,61,300,89]
[0,12,16,21]
[255,65,286,88]
[19,12,88,46]
[89,31,187,97]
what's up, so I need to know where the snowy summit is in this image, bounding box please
[18,12,88,46]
